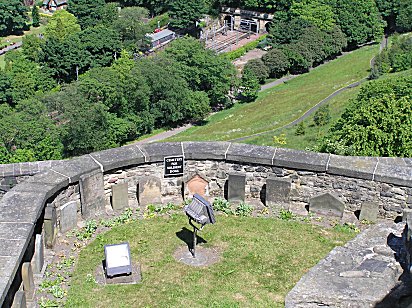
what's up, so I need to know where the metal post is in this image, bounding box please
[192,227,197,258]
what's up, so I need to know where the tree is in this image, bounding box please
[240,70,260,102]
[262,48,290,77]
[113,7,151,51]
[290,0,335,31]
[117,0,169,17]
[32,5,40,27]
[67,0,105,29]
[328,0,384,48]
[0,0,28,36]
[319,76,412,157]
[375,0,400,33]
[397,0,412,32]
[243,59,269,84]
[0,71,12,105]
[169,0,207,29]
[44,10,81,41]
[22,34,43,62]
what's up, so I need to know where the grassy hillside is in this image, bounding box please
[167,44,379,142]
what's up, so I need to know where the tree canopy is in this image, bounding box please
[0,0,28,36]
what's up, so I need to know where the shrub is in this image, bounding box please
[262,48,290,78]
[235,202,253,216]
[313,105,331,126]
[295,122,305,135]
[224,35,267,61]
[213,197,234,215]
[243,58,269,84]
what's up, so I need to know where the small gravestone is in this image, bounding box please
[22,262,34,301]
[186,175,209,198]
[266,176,292,205]
[138,176,161,206]
[60,201,78,232]
[359,202,379,222]
[403,208,412,223]
[228,173,246,202]
[11,291,26,308]
[33,234,44,274]
[80,170,105,218]
[309,192,345,218]
[44,204,57,249]
[111,182,129,210]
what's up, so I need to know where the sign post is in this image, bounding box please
[164,156,184,177]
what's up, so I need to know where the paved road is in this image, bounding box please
[0,42,22,55]
[134,124,192,144]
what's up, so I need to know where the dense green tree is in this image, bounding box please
[319,76,412,156]
[117,0,169,16]
[169,0,207,29]
[0,71,12,105]
[268,18,312,47]
[290,0,335,31]
[44,10,81,41]
[397,0,412,32]
[67,0,105,29]
[327,0,384,48]
[0,0,28,36]
[262,48,290,77]
[31,5,40,27]
[22,34,43,62]
[113,7,151,51]
[375,0,399,32]
[243,58,269,84]
[240,70,260,102]
[163,37,236,108]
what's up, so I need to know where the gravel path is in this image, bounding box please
[134,124,192,144]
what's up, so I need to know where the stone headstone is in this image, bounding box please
[79,170,105,218]
[138,176,161,206]
[359,202,379,222]
[228,173,246,202]
[44,204,57,249]
[22,262,34,301]
[309,192,345,218]
[185,175,209,198]
[403,208,412,223]
[33,234,44,274]
[60,201,78,232]
[266,176,292,205]
[11,291,26,308]
[111,182,129,210]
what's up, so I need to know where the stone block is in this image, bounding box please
[0,223,33,240]
[111,183,129,210]
[273,148,329,172]
[90,145,145,172]
[266,176,292,205]
[183,142,230,160]
[44,204,57,249]
[11,291,26,308]
[226,143,275,165]
[185,174,209,198]
[328,155,377,180]
[0,191,47,223]
[309,192,345,218]
[140,142,183,163]
[52,155,100,184]
[60,201,78,233]
[79,170,105,218]
[21,263,34,301]
[228,173,246,202]
[33,234,44,274]
[374,163,412,188]
[359,202,379,222]
[138,176,161,206]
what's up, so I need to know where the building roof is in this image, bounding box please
[147,29,175,42]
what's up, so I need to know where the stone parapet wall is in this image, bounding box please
[0,142,412,306]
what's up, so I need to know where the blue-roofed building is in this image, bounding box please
[147,29,176,50]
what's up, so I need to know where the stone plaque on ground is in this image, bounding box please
[138,176,161,206]
[79,170,105,218]
[112,182,129,210]
[309,192,345,218]
[60,201,78,232]
[185,175,209,198]
[359,202,379,222]
[44,204,57,248]
[228,173,246,202]
[266,176,292,205]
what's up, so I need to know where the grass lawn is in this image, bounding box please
[167,44,379,143]
[66,215,355,307]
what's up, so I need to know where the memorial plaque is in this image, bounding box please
[138,176,161,206]
[309,192,345,218]
[164,156,184,177]
[228,173,246,202]
[266,176,292,205]
[186,175,209,198]
[79,170,105,218]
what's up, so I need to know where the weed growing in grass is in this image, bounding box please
[333,222,360,233]
[279,209,295,220]
[50,285,66,299]
[360,219,374,225]
[273,133,287,145]
[100,208,135,227]
[39,297,60,307]
[235,202,253,216]
[144,202,180,218]
[213,197,234,215]
[56,256,75,270]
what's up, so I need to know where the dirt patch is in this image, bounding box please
[173,245,222,267]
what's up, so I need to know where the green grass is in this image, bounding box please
[167,45,379,143]
[66,215,355,307]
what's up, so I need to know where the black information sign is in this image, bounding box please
[164,156,184,177]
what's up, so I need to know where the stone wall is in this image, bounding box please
[1,142,412,306]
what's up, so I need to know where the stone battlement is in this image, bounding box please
[0,142,411,306]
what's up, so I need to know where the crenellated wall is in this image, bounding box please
[1,142,411,306]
